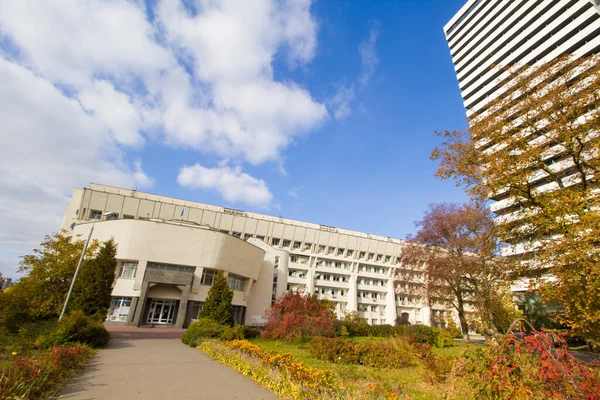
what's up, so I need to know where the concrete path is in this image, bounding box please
[59,337,278,400]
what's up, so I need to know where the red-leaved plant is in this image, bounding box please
[262,291,336,340]
[461,328,600,399]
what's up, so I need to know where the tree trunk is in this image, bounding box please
[456,293,470,341]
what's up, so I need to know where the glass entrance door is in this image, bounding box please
[146,299,177,324]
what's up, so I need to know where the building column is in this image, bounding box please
[345,271,358,313]
[126,297,139,325]
[132,281,150,327]
[385,278,397,325]
[175,284,191,329]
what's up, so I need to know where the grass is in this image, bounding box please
[250,337,478,400]
[0,319,58,365]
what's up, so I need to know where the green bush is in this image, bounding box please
[182,318,225,347]
[366,324,395,337]
[242,325,262,339]
[221,325,245,341]
[309,337,419,368]
[41,311,110,348]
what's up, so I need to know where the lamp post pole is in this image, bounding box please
[59,225,94,321]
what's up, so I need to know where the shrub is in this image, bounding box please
[340,312,369,336]
[404,325,453,348]
[182,318,225,346]
[461,330,600,399]
[262,292,336,340]
[221,325,245,341]
[309,337,419,368]
[367,324,395,337]
[242,325,262,339]
[41,311,110,348]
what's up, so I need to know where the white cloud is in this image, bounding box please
[0,0,328,275]
[328,84,356,120]
[0,59,153,276]
[358,23,380,88]
[178,164,273,207]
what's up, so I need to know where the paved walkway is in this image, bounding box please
[59,332,277,399]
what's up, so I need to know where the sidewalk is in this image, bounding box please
[59,336,277,399]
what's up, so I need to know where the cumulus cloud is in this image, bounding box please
[0,0,327,275]
[178,164,273,207]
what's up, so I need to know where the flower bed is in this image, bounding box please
[0,345,93,399]
[199,339,338,398]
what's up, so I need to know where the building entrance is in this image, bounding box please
[146,299,177,324]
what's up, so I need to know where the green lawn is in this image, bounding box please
[250,337,478,400]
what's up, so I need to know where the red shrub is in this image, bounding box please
[262,291,336,340]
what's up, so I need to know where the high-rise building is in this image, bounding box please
[60,184,443,328]
[444,0,600,257]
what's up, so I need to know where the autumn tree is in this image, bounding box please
[17,231,99,319]
[431,55,600,340]
[262,291,336,340]
[70,238,117,320]
[398,203,510,339]
[200,270,234,326]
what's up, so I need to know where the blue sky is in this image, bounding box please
[0,0,468,277]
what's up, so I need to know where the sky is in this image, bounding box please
[0,0,469,278]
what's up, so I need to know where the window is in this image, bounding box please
[368,253,374,260]
[257,235,265,242]
[201,269,217,286]
[385,256,391,263]
[371,305,377,312]
[315,259,323,267]
[119,262,138,279]
[90,209,102,220]
[337,248,345,256]
[327,247,335,255]
[123,214,135,219]
[347,250,354,257]
[293,241,301,249]
[282,239,291,248]
[108,297,132,321]
[376,254,383,262]
[271,238,281,246]
[106,213,119,221]
[302,243,312,251]
[324,260,333,267]
[334,261,342,268]
[359,251,366,259]
[227,274,245,291]
[318,245,326,253]
[220,229,229,235]
[233,231,242,238]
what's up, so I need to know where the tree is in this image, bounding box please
[262,291,336,340]
[431,55,600,340]
[70,239,117,320]
[17,231,99,319]
[398,203,509,340]
[200,270,234,326]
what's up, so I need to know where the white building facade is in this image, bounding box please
[444,0,600,253]
[61,184,438,328]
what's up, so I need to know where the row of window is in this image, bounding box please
[358,305,385,312]
[357,265,389,275]
[317,273,350,283]
[315,259,352,270]
[314,287,346,297]
[358,291,387,300]
[117,262,245,292]
[358,278,387,287]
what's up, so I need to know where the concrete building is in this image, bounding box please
[60,183,441,328]
[444,0,600,256]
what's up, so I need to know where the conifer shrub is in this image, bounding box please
[221,325,245,341]
[182,318,225,347]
